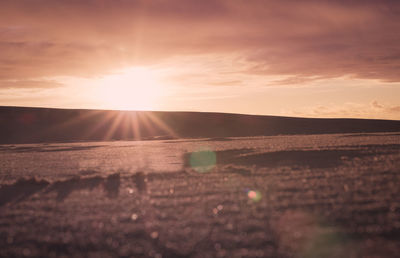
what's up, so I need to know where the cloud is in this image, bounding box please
[371,100,400,114]
[0,0,399,87]
[288,101,400,120]
[268,76,324,87]
[0,80,63,89]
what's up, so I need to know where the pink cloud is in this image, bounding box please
[289,101,400,120]
[0,0,399,86]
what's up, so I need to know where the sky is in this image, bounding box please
[0,0,400,120]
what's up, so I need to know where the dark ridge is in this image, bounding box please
[0,106,399,144]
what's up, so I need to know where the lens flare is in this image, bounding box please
[189,149,217,173]
[247,189,262,202]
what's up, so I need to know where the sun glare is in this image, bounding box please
[96,67,164,110]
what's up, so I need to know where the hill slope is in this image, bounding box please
[1,106,400,144]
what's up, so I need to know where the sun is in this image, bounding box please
[96,67,164,110]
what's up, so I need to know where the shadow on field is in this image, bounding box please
[103,173,120,198]
[340,133,400,137]
[45,176,104,201]
[0,171,157,205]
[46,173,121,201]
[0,178,49,206]
[0,145,102,153]
[0,173,122,206]
[219,149,374,168]
[184,144,400,169]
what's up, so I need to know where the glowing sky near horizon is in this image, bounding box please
[0,0,399,119]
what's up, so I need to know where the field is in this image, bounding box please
[1,133,400,257]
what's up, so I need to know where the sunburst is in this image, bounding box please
[96,67,165,111]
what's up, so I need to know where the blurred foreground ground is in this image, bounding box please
[0,133,399,257]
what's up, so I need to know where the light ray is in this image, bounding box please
[44,109,104,134]
[119,112,131,140]
[145,112,178,139]
[129,112,141,141]
[137,112,157,137]
[81,111,120,140]
[103,112,125,141]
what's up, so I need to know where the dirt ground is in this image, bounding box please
[1,133,399,257]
